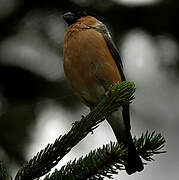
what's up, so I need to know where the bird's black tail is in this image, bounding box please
[122,105,144,174]
[107,107,144,175]
[124,132,144,175]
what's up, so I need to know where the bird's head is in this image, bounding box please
[63,11,88,26]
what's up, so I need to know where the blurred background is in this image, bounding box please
[0,0,178,179]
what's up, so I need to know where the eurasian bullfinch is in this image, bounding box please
[63,11,144,175]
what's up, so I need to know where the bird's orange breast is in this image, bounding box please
[63,27,122,106]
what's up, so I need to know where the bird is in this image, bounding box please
[62,10,144,175]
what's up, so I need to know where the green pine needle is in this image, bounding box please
[0,161,9,180]
[134,131,166,161]
[44,131,166,180]
[44,142,125,180]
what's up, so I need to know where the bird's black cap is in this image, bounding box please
[63,11,88,26]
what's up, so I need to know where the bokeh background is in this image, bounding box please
[0,0,178,179]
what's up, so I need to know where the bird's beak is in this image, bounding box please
[63,12,76,25]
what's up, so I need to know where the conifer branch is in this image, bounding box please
[44,132,166,180]
[134,131,166,161]
[0,161,9,180]
[15,81,135,180]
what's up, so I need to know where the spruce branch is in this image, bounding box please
[0,161,9,180]
[44,132,166,180]
[134,131,166,161]
[15,81,135,180]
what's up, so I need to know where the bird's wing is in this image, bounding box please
[94,24,125,81]
[94,24,131,131]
